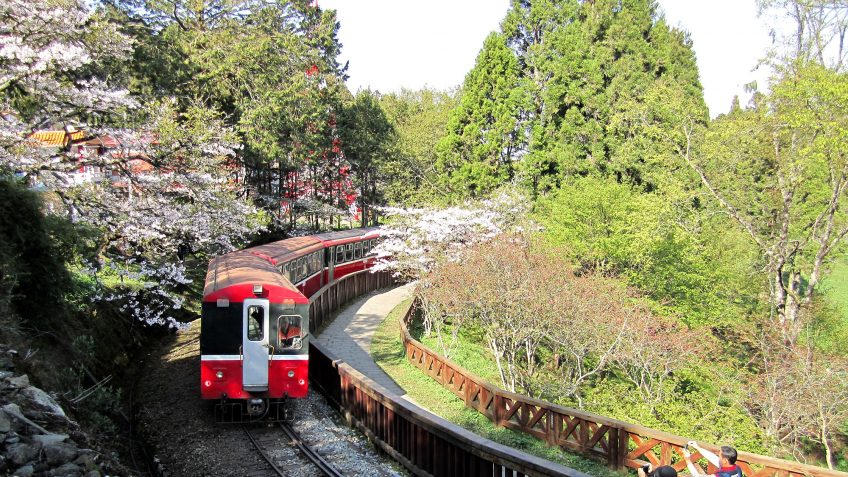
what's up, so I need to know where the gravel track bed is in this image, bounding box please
[136,320,404,477]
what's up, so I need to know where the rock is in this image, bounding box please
[0,409,11,433]
[22,386,66,418]
[44,442,78,466]
[0,455,7,473]
[49,462,82,477]
[3,403,52,435]
[12,464,34,477]
[33,434,69,446]
[83,471,100,477]
[5,433,20,444]
[33,462,50,473]
[8,375,29,388]
[6,442,42,467]
[0,370,14,379]
[73,453,96,471]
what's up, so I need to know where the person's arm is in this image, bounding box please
[688,441,720,469]
[683,447,707,477]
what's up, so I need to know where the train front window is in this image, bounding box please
[247,306,264,341]
[278,315,303,349]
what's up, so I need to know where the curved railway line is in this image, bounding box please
[242,421,344,477]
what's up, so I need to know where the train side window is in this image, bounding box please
[354,241,362,259]
[298,257,306,281]
[313,252,320,273]
[277,315,303,350]
[247,306,264,341]
[345,243,353,262]
[335,246,343,264]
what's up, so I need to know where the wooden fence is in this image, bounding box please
[310,341,592,477]
[398,299,848,477]
[308,272,590,477]
[308,269,395,333]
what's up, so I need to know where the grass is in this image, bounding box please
[812,254,848,355]
[822,254,848,315]
[371,298,627,477]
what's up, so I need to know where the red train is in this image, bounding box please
[200,227,380,420]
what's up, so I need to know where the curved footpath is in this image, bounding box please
[315,283,415,398]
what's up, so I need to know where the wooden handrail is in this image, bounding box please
[310,340,591,477]
[398,298,848,477]
[307,273,590,476]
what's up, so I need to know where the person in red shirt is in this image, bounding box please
[683,441,743,477]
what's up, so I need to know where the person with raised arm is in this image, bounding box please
[683,441,744,477]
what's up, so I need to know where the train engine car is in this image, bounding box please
[200,251,311,420]
[199,227,382,421]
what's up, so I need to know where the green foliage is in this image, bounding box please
[337,89,395,225]
[438,0,707,197]
[0,177,73,330]
[378,88,458,205]
[583,372,771,455]
[534,175,760,327]
[371,299,626,477]
[436,32,524,197]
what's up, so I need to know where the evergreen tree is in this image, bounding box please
[438,0,707,197]
[436,32,523,197]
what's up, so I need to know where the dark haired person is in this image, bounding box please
[637,464,678,477]
[683,441,743,477]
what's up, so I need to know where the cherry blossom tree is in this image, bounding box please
[371,187,531,279]
[1,0,267,328]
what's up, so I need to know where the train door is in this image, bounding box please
[327,246,336,282]
[242,299,269,392]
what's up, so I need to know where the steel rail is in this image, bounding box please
[242,425,288,477]
[279,421,344,477]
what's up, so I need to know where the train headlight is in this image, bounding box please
[204,380,212,387]
[287,370,295,378]
[216,371,224,379]
[298,379,305,386]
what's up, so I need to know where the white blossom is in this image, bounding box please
[372,189,531,279]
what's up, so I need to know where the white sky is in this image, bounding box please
[319,0,776,117]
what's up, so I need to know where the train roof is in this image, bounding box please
[313,227,380,246]
[202,251,304,302]
[242,236,323,265]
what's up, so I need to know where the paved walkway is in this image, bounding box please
[315,283,415,397]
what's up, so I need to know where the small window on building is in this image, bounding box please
[278,315,304,349]
[247,306,264,341]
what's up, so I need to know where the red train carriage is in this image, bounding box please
[199,227,380,421]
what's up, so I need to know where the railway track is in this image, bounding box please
[243,422,345,477]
